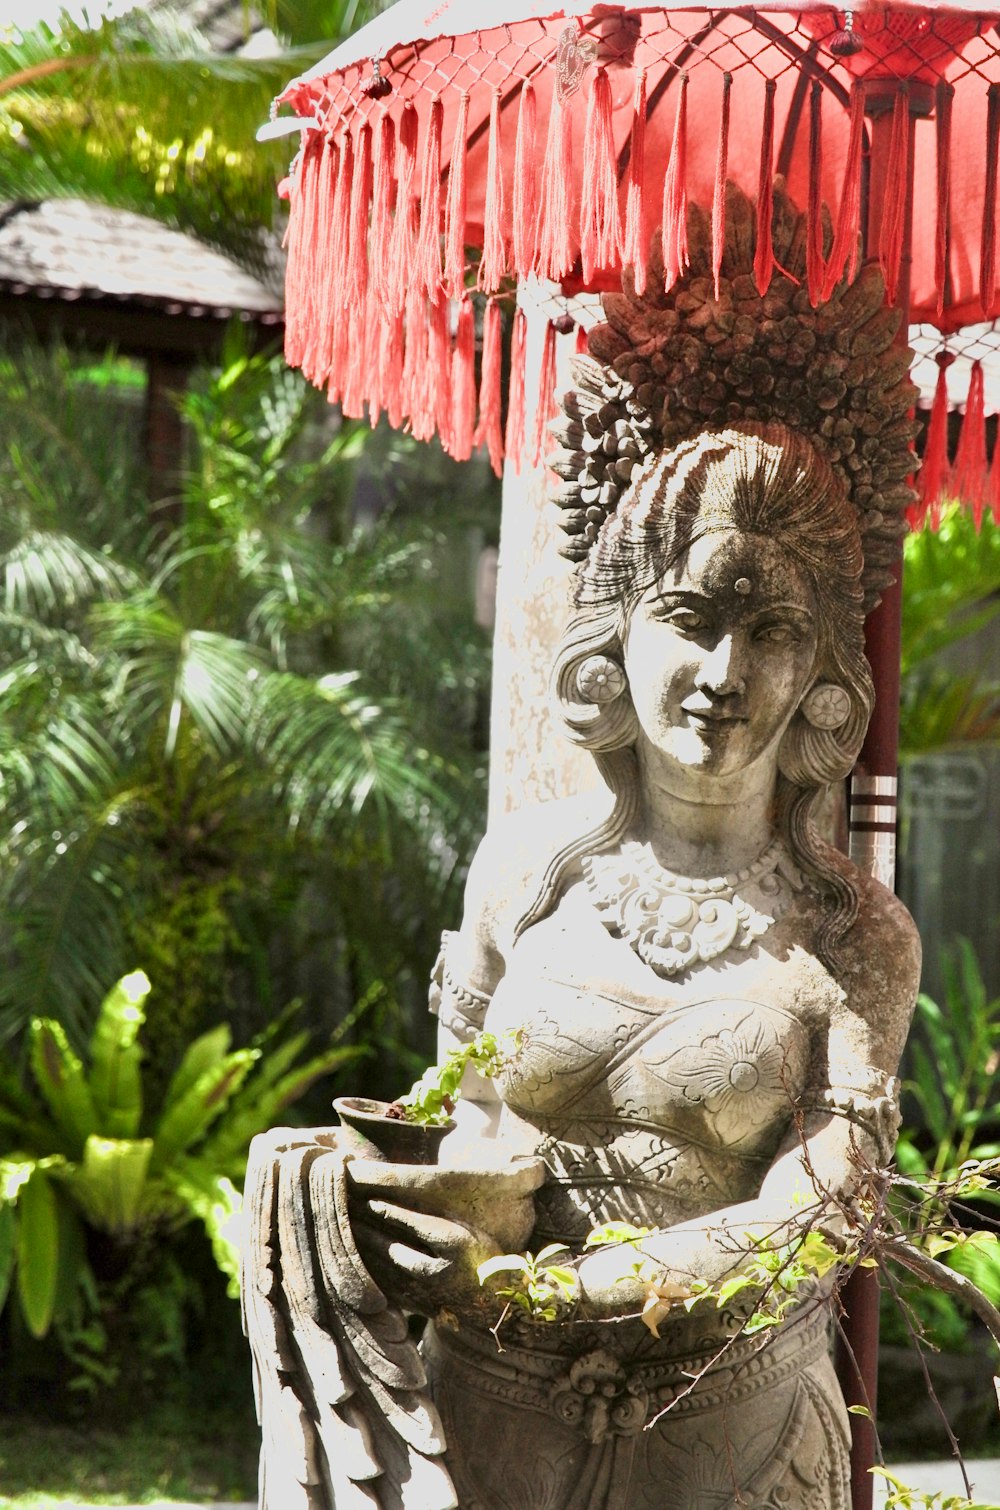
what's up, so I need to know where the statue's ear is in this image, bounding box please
[800,683,851,731]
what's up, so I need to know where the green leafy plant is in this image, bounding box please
[0,969,360,1340]
[0,334,493,1082]
[900,506,1000,760]
[897,942,1000,1190]
[477,1244,579,1323]
[872,1466,996,1509]
[396,1029,518,1126]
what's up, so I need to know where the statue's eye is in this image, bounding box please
[755,621,801,646]
[659,608,707,634]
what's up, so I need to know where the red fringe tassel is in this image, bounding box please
[981,84,1000,317]
[536,94,574,282]
[513,81,538,282]
[370,113,396,309]
[712,73,732,302]
[822,83,864,299]
[389,105,419,318]
[295,133,333,379]
[953,359,988,528]
[623,71,648,295]
[662,72,689,292]
[575,324,589,355]
[806,82,824,307]
[916,354,952,529]
[532,319,559,467]
[879,87,910,307]
[444,92,470,298]
[403,291,431,439]
[284,134,321,369]
[449,296,476,462]
[383,310,406,431]
[935,81,953,320]
[331,130,354,311]
[754,80,776,297]
[479,90,507,294]
[474,298,504,477]
[429,295,453,448]
[991,429,1000,525]
[505,307,527,473]
[346,123,372,315]
[417,96,444,300]
[580,68,622,284]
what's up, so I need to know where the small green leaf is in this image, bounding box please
[847,1405,873,1418]
[477,1253,531,1284]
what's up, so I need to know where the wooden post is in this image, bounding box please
[837,87,920,1510]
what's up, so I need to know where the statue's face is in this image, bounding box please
[622,528,819,784]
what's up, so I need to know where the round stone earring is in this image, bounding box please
[801,683,851,730]
[576,655,627,704]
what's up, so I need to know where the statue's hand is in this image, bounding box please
[346,1153,545,1318]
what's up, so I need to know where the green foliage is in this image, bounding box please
[477,1244,579,1323]
[400,1030,516,1126]
[0,968,361,1345]
[900,507,1000,758]
[0,4,379,275]
[896,942,1000,1190]
[677,1227,850,1336]
[872,1466,996,1509]
[0,334,492,1061]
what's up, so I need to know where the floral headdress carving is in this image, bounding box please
[549,181,918,614]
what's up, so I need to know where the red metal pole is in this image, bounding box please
[836,90,919,1510]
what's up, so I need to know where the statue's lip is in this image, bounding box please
[681,701,747,723]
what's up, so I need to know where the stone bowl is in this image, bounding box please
[333,1095,455,1164]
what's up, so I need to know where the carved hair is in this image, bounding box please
[517,423,874,972]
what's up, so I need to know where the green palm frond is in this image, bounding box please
[0,530,137,617]
[0,13,330,272]
[902,507,1000,675]
[253,669,461,842]
[92,596,266,758]
[900,670,1000,758]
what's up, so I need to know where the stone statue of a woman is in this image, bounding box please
[244,189,921,1510]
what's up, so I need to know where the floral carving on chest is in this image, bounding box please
[642,1006,809,1141]
[583,839,804,978]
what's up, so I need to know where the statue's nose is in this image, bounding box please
[697,635,747,696]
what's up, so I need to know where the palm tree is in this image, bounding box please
[0,331,491,1088]
[0,2,374,274]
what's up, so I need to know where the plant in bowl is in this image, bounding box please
[334,1030,515,1163]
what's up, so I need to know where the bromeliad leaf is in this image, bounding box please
[28,1018,97,1156]
[152,1049,258,1163]
[15,1165,59,1338]
[160,1024,232,1115]
[71,1135,154,1234]
[87,969,150,1138]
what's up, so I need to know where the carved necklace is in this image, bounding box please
[582,838,803,978]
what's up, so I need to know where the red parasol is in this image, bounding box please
[267,0,1000,469]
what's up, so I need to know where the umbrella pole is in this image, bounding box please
[837,91,918,1510]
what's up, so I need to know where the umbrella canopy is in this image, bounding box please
[269,0,1000,464]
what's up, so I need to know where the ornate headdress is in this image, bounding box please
[549,182,918,614]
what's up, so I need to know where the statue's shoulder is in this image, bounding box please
[822,849,921,1052]
[455,794,610,986]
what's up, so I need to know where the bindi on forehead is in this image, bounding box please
[658,531,815,609]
